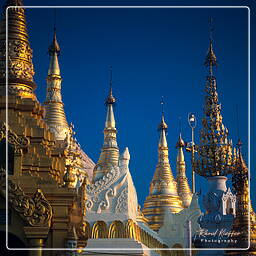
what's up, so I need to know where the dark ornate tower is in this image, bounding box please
[193,24,237,255]
[225,141,256,255]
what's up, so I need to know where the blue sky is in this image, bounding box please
[15,0,255,209]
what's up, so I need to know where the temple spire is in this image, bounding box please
[93,67,119,182]
[195,24,234,177]
[229,140,256,251]
[143,100,183,231]
[204,18,217,76]
[0,0,36,99]
[44,29,69,140]
[176,133,192,208]
[48,29,60,76]
[104,66,116,129]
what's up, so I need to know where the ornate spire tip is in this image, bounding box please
[48,30,60,56]
[158,97,168,131]
[105,66,116,105]
[176,133,185,148]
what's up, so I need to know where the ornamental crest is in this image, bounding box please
[0,122,30,154]
[4,180,52,227]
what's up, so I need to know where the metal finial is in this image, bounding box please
[176,132,185,148]
[48,23,60,56]
[204,18,217,72]
[109,65,113,86]
[237,139,243,149]
[209,17,214,42]
[179,116,182,134]
[235,104,242,150]
[158,97,168,131]
[236,104,241,141]
[105,66,116,105]
[53,9,57,32]
[161,96,164,117]
[109,65,113,95]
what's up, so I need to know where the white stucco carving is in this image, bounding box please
[85,147,139,224]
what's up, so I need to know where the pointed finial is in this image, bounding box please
[48,28,60,56]
[161,96,164,117]
[178,116,182,133]
[237,139,243,150]
[235,138,247,170]
[176,133,185,148]
[236,104,241,141]
[209,17,214,42]
[110,65,113,88]
[53,9,57,32]
[105,66,116,105]
[158,96,168,131]
[204,18,217,73]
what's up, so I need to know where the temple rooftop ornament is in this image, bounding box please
[44,29,94,184]
[193,22,237,255]
[44,28,69,141]
[105,66,116,105]
[194,28,234,177]
[143,98,183,231]
[0,0,37,99]
[93,67,119,182]
[176,133,192,208]
[226,139,256,253]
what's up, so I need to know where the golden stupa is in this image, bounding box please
[0,0,93,253]
[92,73,119,182]
[143,109,184,231]
[176,133,192,208]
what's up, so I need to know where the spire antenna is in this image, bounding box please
[53,9,57,32]
[158,96,167,131]
[161,96,164,117]
[109,65,113,93]
[179,116,182,134]
[235,105,243,151]
[209,17,214,42]
[204,17,217,75]
[236,104,240,141]
[105,65,116,105]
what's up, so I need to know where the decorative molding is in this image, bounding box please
[96,188,114,213]
[0,123,30,154]
[6,180,52,227]
[0,40,33,62]
[115,187,128,213]
[86,166,119,196]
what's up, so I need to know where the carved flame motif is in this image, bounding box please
[0,122,29,153]
[7,180,52,227]
[115,187,128,213]
[86,166,120,195]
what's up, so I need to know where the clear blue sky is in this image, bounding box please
[13,0,255,209]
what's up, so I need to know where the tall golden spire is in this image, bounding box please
[143,99,183,231]
[44,29,69,140]
[0,0,36,99]
[225,140,256,253]
[92,67,119,182]
[176,133,192,208]
[194,27,234,177]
